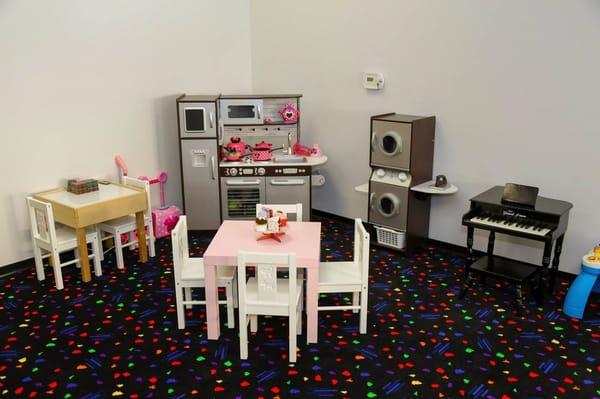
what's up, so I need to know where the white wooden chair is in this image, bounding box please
[97,176,156,269]
[26,196,102,290]
[171,216,236,329]
[318,218,370,333]
[256,203,303,222]
[237,251,303,363]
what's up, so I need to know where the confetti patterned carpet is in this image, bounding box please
[1,214,599,399]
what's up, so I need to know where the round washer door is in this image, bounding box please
[377,193,400,217]
[378,131,403,156]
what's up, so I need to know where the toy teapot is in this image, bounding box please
[223,137,247,161]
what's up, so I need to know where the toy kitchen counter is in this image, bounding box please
[219,155,327,222]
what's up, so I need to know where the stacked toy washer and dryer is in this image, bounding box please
[368,113,436,251]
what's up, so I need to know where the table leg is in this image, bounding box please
[135,211,148,262]
[204,263,221,340]
[306,265,319,344]
[76,227,92,282]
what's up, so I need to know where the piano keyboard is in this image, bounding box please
[468,216,552,237]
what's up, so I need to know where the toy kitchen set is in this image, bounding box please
[176,94,327,230]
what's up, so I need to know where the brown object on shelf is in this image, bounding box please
[67,179,99,194]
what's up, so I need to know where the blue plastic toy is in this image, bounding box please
[563,246,600,319]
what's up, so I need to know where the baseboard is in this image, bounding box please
[313,209,578,282]
[312,209,355,224]
[1,211,578,282]
[0,257,34,278]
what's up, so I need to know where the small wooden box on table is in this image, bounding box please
[33,182,149,283]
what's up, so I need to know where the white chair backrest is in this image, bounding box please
[123,176,152,217]
[353,219,370,283]
[237,251,297,304]
[26,196,58,250]
[171,215,189,282]
[256,203,303,222]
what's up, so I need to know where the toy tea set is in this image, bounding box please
[255,206,288,242]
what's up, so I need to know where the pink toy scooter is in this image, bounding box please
[115,155,181,239]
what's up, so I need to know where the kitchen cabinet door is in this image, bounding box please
[265,176,310,221]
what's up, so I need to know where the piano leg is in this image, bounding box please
[465,226,474,276]
[537,241,553,305]
[547,234,564,295]
[459,272,476,299]
[515,283,524,316]
[482,231,496,285]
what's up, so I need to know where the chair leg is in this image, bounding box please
[184,287,192,309]
[50,250,64,290]
[91,237,102,277]
[74,249,81,269]
[96,227,105,261]
[359,286,368,334]
[33,246,45,281]
[289,312,297,363]
[239,307,248,359]
[250,315,258,333]
[175,283,185,329]
[225,281,235,329]
[297,296,303,335]
[352,292,360,314]
[148,227,156,258]
[232,271,239,308]
[114,231,125,269]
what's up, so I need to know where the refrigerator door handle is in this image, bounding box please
[209,111,214,128]
[211,155,216,180]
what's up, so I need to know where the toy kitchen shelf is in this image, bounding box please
[354,181,458,195]
[410,180,458,195]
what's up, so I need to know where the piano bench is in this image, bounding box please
[460,255,543,313]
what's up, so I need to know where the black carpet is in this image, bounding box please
[1,215,598,398]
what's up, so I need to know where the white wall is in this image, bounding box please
[250,0,600,273]
[0,0,252,267]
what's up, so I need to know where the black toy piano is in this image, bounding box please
[460,184,573,312]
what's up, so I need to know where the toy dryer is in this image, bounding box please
[368,113,435,250]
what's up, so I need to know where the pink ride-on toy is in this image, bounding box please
[115,155,181,239]
[563,245,600,319]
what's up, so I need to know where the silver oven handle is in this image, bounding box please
[270,178,305,186]
[218,120,224,145]
[210,155,216,180]
[209,111,214,128]
[257,104,262,120]
[226,179,261,186]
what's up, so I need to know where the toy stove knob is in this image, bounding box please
[257,167,266,176]
[398,172,408,182]
[229,168,238,176]
[376,168,386,178]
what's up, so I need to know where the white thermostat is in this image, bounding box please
[363,72,384,90]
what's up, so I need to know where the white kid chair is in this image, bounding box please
[237,251,303,363]
[318,218,370,333]
[26,196,102,290]
[171,216,236,329]
[97,176,156,269]
[256,203,303,222]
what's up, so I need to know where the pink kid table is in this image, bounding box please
[203,220,322,344]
